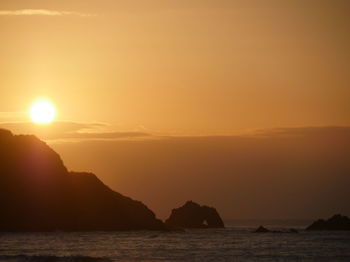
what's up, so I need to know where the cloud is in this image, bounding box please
[0,121,151,142]
[249,126,350,139]
[0,121,103,134]
[0,9,96,17]
[57,131,150,140]
[1,121,349,144]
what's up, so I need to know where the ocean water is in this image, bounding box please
[0,221,349,262]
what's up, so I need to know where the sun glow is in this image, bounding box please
[30,100,56,124]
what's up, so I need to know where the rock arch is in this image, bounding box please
[165,201,224,228]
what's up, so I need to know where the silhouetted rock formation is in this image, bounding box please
[288,228,299,233]
[254,226,298,233]
[165,201,224,228]
[0,129,165,231]
[254,226,270,233]
[306,214,350,231]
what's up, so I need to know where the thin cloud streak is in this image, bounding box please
[0,9,96,17]
[0,120,151,142]
[1,121,350,143]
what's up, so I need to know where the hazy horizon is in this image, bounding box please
[1,125,347,221]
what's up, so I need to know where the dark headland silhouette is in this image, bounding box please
[165,201,224,228]
[306,214,350,231]
[0,129,165,231]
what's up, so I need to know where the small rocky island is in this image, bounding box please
[254,226,270,233]
[254,226,298,234]
[306,214,350,231]
[165,201,224,228]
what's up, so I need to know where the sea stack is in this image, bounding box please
[165,201,224,229]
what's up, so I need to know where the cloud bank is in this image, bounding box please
[1,119,350,144]
[0,9,95,17]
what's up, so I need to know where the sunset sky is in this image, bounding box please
[1,0,349,219]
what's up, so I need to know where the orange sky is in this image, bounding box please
[1,0,349,134]
[1,0,350,219]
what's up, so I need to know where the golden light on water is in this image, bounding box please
[30,100,56,124]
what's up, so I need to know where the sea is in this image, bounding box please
[0,220,349,262]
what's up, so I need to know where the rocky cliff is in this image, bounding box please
[0,129,165,231]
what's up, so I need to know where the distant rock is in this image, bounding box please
[288,228,299,233]
[254,226,270,233]
[254,226,298,234]
[306,214,350,231]
[165,201,224,228]
[0,129,165,231]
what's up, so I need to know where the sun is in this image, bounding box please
[30,100,56,124]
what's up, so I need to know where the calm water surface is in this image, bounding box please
[0,223,349,262]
